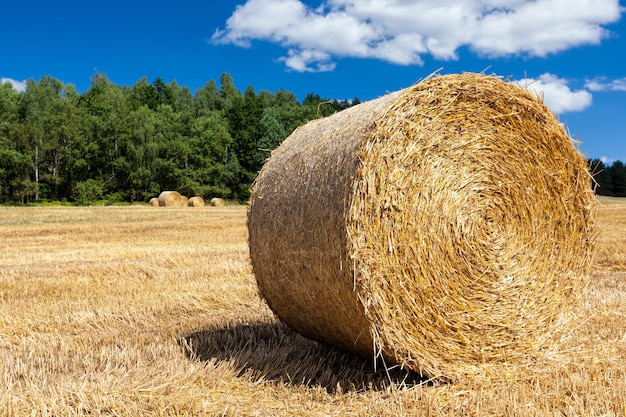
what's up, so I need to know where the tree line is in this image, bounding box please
[590,159,626,197]
[1,73,623,204]
[0,73,359,204]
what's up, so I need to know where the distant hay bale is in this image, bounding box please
[158,191,183,207]
[149,197,159,207]
[188,196,205,207]
[181,195,189,207]
[210,198,225,207]
[247,73,597,380]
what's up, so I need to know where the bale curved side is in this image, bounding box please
[158,191,183,207]
[249,91,402,355]
[247,73,596,379]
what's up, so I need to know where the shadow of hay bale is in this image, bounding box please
[179,321,429,392]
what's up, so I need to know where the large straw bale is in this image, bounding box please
[149,197,159,207]
[210,197,225,207]
[188,196,205,207]
[247,73,597,380]
[158,191,183,207]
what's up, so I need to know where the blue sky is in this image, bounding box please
[2,0,625,163]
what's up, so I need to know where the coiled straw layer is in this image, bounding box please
[247,73,596,380]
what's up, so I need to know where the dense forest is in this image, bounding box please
[590,159,626,197]
[0,73,624,204]
[0,73,359,204]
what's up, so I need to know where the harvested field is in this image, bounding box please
[1,202,625,416]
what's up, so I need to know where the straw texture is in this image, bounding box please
[149,197,159,207]
[158,191,184,207]
[210,198,225,207]
[247,73,596,380]
[188,196,205,207]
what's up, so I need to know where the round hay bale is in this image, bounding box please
[210,197,225,207]
[158,191,183,207]
[247,73,597,380]
[180,195,189,207]
[148,197,159,207]
[188,196,205,207]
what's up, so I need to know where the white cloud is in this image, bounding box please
[585,77,626,92]
[1,77,27,92]
[513,73,593,114]
[278,49,337,72]
[600,156,616,165]
[212,0,623,72]
[471,0,621,57]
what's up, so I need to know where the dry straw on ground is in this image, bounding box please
[188,196,205,207]
[158,191,184,207]
[210,197,225,207]
[1,204,624,415]
[248,72,597,380]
